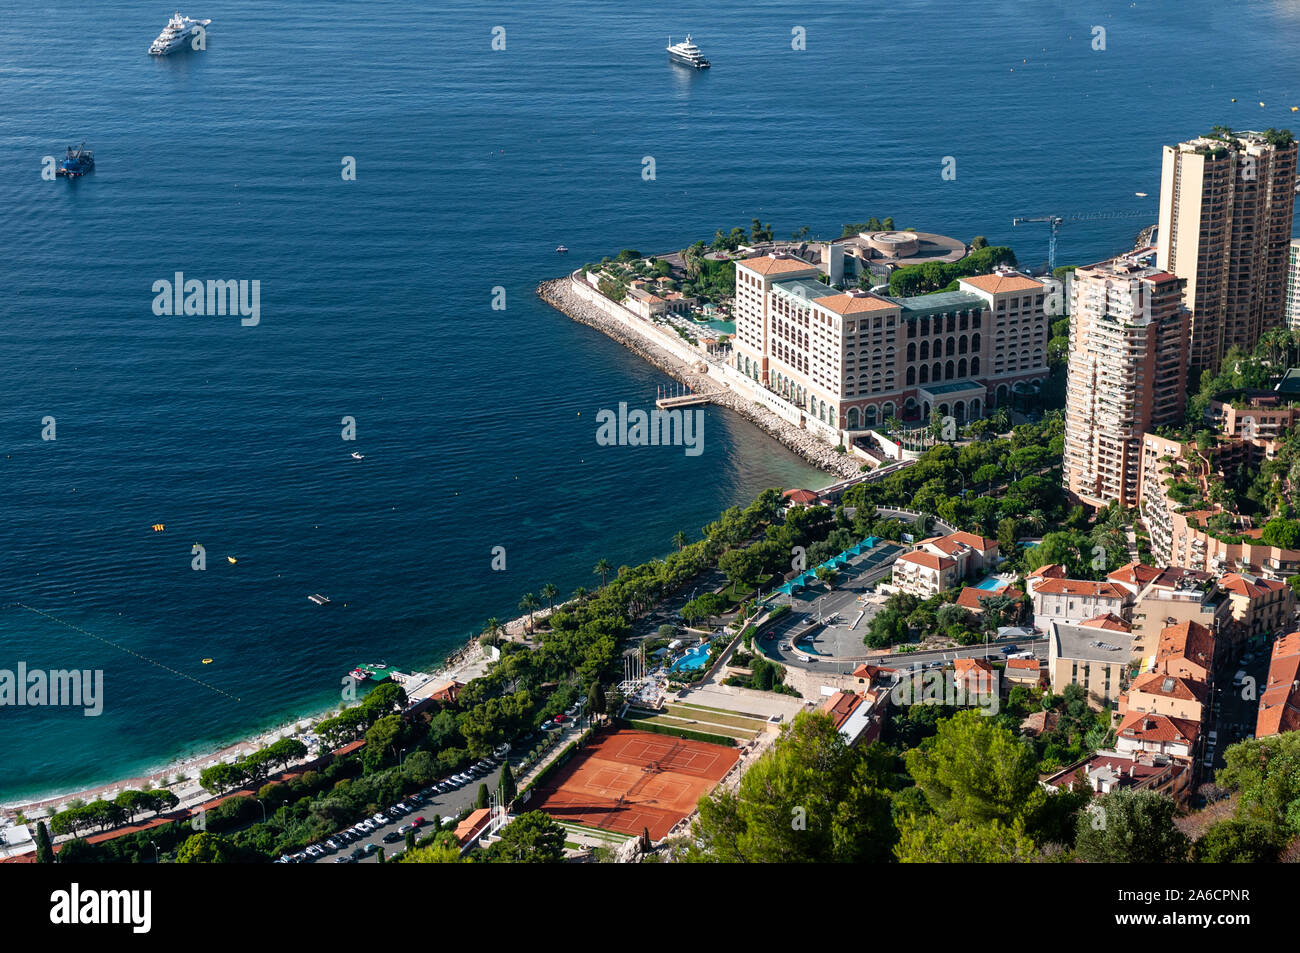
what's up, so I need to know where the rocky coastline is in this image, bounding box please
[537,278,863,483]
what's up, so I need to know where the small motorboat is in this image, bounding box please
[202,658,213,665]
[226,556,237,565]
[351,451,365,460]
[555,245,569,254]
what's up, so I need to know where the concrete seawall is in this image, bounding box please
[537,276,863,481]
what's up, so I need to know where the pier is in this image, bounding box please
[655,382,716,410]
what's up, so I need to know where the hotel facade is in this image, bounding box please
[730,253,1049,433]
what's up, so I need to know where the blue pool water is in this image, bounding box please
[671,644,711,672]
[974,577,1007,591]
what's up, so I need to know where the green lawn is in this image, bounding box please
[669,700,771,722]
[626,709,756,740]
[662,704,769,732]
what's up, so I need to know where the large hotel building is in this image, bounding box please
[730,253,1049,433]
[1157,131,1297,374]
[1063,257,1189,508]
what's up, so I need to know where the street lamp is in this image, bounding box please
[255,799,266,824]
[399,748,407,770]
[150,840,159,864]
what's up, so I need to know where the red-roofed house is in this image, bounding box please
[819,689,884,746]
[1257,631,1300,738]
[1106,562,1163,597]
[1079,612,1133,633]
[1219,572,1294,642]
[1004,656,1045,687]
[918,532,999,581]
[454,808,494,849]
[1154,621,1217,682]
[1119,672,1207,723]
[1116,711,1199,759]
[954,657,997,695]
[890,550,959,598]
[1031,577,1131,629]
[782,488,820,507]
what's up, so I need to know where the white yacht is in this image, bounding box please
[149,12,212,55]
[667,35,710,69]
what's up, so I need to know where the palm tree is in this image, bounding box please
[673,531,688,552]
[1024,510,1047,535]
[481,617,501,645]
[519,593,540,634]
[541,583,558,613]
[572,586,588,603]
[593,558,612,588]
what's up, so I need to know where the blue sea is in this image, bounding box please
[2,0,1298,801]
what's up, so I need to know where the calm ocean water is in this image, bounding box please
[1,0,1298,799]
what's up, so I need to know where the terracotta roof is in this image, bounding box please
[1220,572,1288,599]
[1258,631,1300,737]
[1128,672,1207,704]
[851,663,896,680]
[454,808,493,845]
[1117,711,1200,746]
[1079,612,1133,632]
[947,531,998,552]
[813,291,898,315]
[1006,657,1042,673]
[956,585,1024,610]
[1027,564,1068,580]
[1156,621,1216,671]
[739,254,817,276]
[1107,562,1162,587]
[896,551,955,571]
[954,657,996,691]
[1033,578,1127,599]
[959,272,1042,294]
[782,488,819,504]
[921,535,966,555]
[820,690,864,730]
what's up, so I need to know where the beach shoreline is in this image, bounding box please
[0,627,499,819]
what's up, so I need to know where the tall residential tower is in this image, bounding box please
[1064,257,1189,508]
[1156,130,1298,374]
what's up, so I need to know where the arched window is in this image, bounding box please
[847,407,860,429]
[946,336,956,357]
[932,339,941,359]
[971,356,980,375]
[933,361,941,381]
[920,341,929,360]
[972,332,981,352]
[882,402,895,419]
[907,342,916,362]
[919,365,929,384]
[958,336,968,355]
[946,360,955,379]
[907,366,916,386]
[864,405,877,425]
[958,358,967,377]
[970,398,981,419]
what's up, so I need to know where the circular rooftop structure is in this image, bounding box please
[831,229,968,268]
[864,230,920,258]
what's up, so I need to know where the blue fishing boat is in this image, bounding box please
[56,142,94,178]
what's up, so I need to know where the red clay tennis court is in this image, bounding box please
[529,729,740,840]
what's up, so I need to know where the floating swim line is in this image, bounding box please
[2,603,241,702]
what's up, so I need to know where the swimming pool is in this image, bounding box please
[973,577,1006,590]
[671,644,711,672]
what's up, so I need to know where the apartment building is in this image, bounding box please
[890,550,959,598]
[1048,620,1131,708]
[1119,672,1207,723]
[1063,257,1189,508]
[731,253,1048,434]
[1031,577,1131,630]
[1157,131,1298,374]
[1128,567,1228,658]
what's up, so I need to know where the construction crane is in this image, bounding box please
[1012,209,1153,271]
[1011,215,1063,270]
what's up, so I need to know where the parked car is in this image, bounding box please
[382,831,404,843]
[1000,645,1018,655]
[371,812,388,825]
[334,855,354,864]
[553,714,568,724]
[412,817,426,828]
[363,843,378,855]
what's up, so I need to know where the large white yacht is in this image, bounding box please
[149,13,212,55]
[667,35,710,69]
